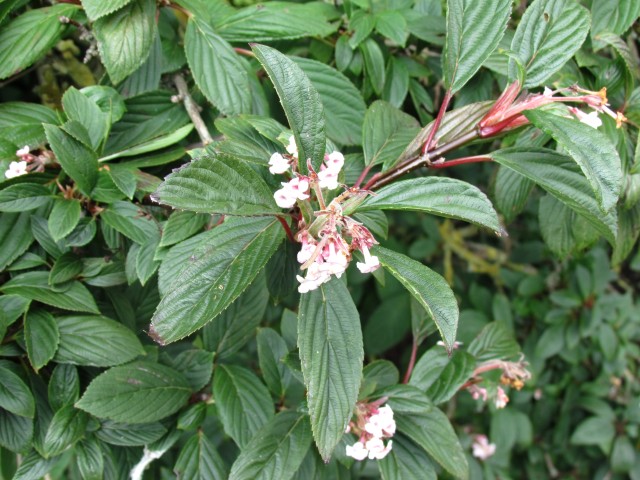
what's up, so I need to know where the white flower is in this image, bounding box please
[356,245,380,274]
[297,262,331,293]
[365,437,393,460]
[320,238,349,277]
[273,176,310,209]
[325,151,344,172]
[495,386,509,409]
[365,405,396,438]
[543,87,553,97]
[318,167,340,190]
[569,107,602,129]
[4,161,28,179]
[297,239,316,264]
[274,187,297,208]
[286,135,298,158]
[437,340,463,349]
[16,145,30,157]
[268,152,290,174]
[471,435,496,461]
[345,441,368,461]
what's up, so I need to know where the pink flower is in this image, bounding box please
[325,151,344,172]
[364,406,396,438]
[495,386,509,409]
[268,152,290,174]
[472,435,496,461]
[365,437,393,460]
[356,245,380,273]
[273,176,310,209]
[5,161,27,179]
[318,167,340,190]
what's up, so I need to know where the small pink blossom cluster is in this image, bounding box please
[471,434,496,461]
[296,212,380,293]
[346,405,395,461]
[4,146,53,179]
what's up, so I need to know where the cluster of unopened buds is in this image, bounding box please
[268,136,381,293]
[345,402,395,461]
[4,146,52,179]
[466,355,531,410]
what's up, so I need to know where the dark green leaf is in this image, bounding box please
[0,408,33,453]
[378,434,437,480]
[0,184,51,212]
[372,384,433,415]
[76,437,104,480]
[426,351,475,404]
[0,364,34,418]
[383,57,410,108]
[48,364,80,411]
[61,87,109,150]
[252,44,326,173]
[76,361,191,423]
[493,165,535,223]
[213,364,274,448]
[25,310,59,372]
[591,0,640,43]
[0,212,33,272]
[150,217,283,344]
[570,416,615,450]
[0,103,59,147]
[375,10,408,46]
[49,252,83,285]
[174,431,227,480]
[298,278,363,461]
[93,0,157,84]
[153,154,279,215]
[229,411,312,480]
[160,211,209,247]
[11,450,56,480]
[48,199,81,242]
[96,420,167,446]
[81,0,133,20]
[257,328,292,399]
[99,201,159,245]
[42,405,88,458]
[467,322,520,362]
[360,39,386,95]
[168,349,213,391]
[55,315,145,367]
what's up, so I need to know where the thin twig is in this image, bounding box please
[173,74,214,145]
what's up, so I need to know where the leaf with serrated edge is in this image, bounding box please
[229,411,312,480]
[150,217,284,343]
[490,147,618,244]
[81,0,133,21]
[0,364,35,418]
[373,246,459,351]
[25,310,59,372]
[525,109,622,212]
[174,431,227,480]
[298,278,363,461]
[153,154,279,215]
[443,0,512,93]
[509,0,590,88]
[76,361,191,423]
[378,434,437,480]
[185,17,251,115]
[355,177,502,234]
[252,44,325,173]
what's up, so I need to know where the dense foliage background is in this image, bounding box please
[0,0,639,479]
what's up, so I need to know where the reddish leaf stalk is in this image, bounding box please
[402,339,419,384]
[421,89,453,155]
[429,155,492,169]
[277,215,295,243]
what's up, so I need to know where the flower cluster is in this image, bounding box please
[345,404,395,461]
[466,355,531,409]
[267,136,381,293]
[4,145,54,179]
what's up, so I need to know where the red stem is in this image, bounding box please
[354,164,373,189]
[429,155,492,169]
[277,216,295,243]
[422,89,453,155]
[402,339,419,384]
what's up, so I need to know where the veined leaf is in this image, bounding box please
[153,154,279,215]
[591,0,640,44]
[25,310,59,372]
[363,100,420,168]
[0,184,52,212]
[443,0,512,93]
[150,217,284,344]
[0,4,80,80]
[524,109,621,212]
[76,361,191,423]
[378,434,437,480]
[185,17,251,115]
[61,87,110,151]
[0,102,59,147]
[252,44,326,173]
[174,431,227,480]
[48,199,81,242]
[93,0,157,84]
[292,57,366,146]
[373,247,459,351]
[298,278,363,461]
[76,437,105,480]
[159,211,209,247]
[81,0,133,20]
[213,364,274,448]
[360,38,386,96]
[490,148,618,244]
[0,364,35,418]
[42,405,88,458]
[0,212,33,272]
[509,0,591,88]
[229,411,312,480]
[355,177,502,234]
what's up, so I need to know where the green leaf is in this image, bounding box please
[135,235,160,285]
[201,274,269,359]
[76,437,104,480]
[373,246,459,351]
[383,57,410,108]
[467,322,520,362]
[153,154,279,215]
[591,0,640,42]
[49,252,83,285]
[490,148,618,244]
[99,201,159,245]
[93,0,157,84]
[0,364,34,418]
[174,431,227,480]
[11,450,56,480]
[48,199,81,242]
[160,211,209,247]
[0,184,51,212]
[42,405,88,458]
[596,32,640,79]
[524,109,622,213]
[355,177,502,234]
[426,351,475,404]
[0,4,80,80]
[397,410,468,479]
[0,272,99,314]
[0,103,59,147]
[611,435,636,474]
[0,212,33,272]
[76,361,191,423]
[378,434,437,480]
[375,10,408,46]
[257,328,292,398]
[570,416,615,450]
[25,310,59,372]
[252,44,326,173]
[229,411,312,480]
[360,360,399,399]
[214,3,336,42]
[292,57,366,146]
[48,364,80,411]
[167,349,214,391]
[298,278,363,461]
[44,124,98,195]
[96,420,166,446]
[372,384,433,415]
[213,364,274,448]
[185,17,251,115]
[493,165,535,223]
[509,0,591,88]
[362,100,420,168]
[150,217,283,344]
[349,10,376,49]
[0,408,33,453]
[81,0,133,20]
[61,87,110,150]
[360,39,386,95]
[443,0,512,93]
[119,30,163,97]
[55,315,145,367]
